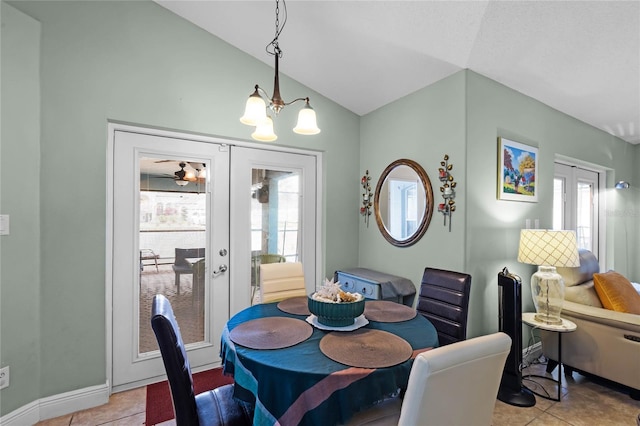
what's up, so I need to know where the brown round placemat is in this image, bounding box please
[319,328,412,368]
[364,300,417,322]
[277,296,311,316]
[229,317,312,350]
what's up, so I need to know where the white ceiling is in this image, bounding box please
[156,0,640,144]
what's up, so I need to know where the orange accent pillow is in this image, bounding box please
[593,271,640,314]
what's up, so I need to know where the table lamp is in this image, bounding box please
[517,229,580,325]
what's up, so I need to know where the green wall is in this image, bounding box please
[463,71,637,338]
[1,0,359,416]
[359,71,468,293]
[359,70,637,341]
[0,2,42,415]
[1,0,638,419]
[622,142,639,281]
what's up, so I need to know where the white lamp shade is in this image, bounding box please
[240,93,267,126]
[517,229,580,267]
[293,103,320,135]
[175,179,189,187]
[252,116,278,142]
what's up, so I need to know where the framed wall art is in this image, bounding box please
[497,137,538,202]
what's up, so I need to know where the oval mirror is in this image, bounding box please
[374,159,434,247]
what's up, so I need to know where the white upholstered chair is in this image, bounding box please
[259,262,307,303]
[345,332,511,426]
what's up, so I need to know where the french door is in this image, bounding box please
[109,127,320,391]
[553,162,600,254]
[229,147,318,316]
[112,130,229,390]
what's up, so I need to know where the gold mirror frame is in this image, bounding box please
[374,159,434,247]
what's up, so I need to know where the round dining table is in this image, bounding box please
[220,299,438,426]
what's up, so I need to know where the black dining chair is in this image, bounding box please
[151,294,254,426]
[172,247,205,294]
[416,267,471,346]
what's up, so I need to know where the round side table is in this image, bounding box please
[522,313,577,402]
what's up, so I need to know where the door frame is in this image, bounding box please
[106,122,324,393]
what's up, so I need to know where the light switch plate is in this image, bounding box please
[0,215,9,235]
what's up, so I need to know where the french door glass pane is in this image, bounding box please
[250,168,301,303]
[554,162,599,259]
[576,182,593,251]
[138,156,207,354]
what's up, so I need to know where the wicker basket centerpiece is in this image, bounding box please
[308,279,365,327]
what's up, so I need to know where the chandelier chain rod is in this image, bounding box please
[266,0,287,58]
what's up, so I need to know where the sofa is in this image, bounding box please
[540,249,640,397]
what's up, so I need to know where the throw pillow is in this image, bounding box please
[593,271,640,314]
[557,249,600,286]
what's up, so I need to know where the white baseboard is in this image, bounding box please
[0,400,40,426]
[0,381,110,425]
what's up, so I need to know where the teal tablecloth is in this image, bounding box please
[220,301,438,426]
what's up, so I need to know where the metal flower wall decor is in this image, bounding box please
[360,170,373,226]
[437,155,457,232]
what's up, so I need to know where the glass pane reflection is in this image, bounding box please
[138,156,207,354]
[250,168,300,304]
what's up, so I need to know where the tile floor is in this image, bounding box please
[492,362,640,425]
[36,363,640,426]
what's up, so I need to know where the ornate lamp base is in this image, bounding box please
[531,266,565,326]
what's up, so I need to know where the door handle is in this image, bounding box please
[212,264,228,276]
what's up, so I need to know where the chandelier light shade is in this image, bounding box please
[293,100,321,135]
[518,229,580,325]
[252,116,278,142]
[240,88,268,126]
[240,0,320,141]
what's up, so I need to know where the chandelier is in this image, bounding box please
[240,0,320,142]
